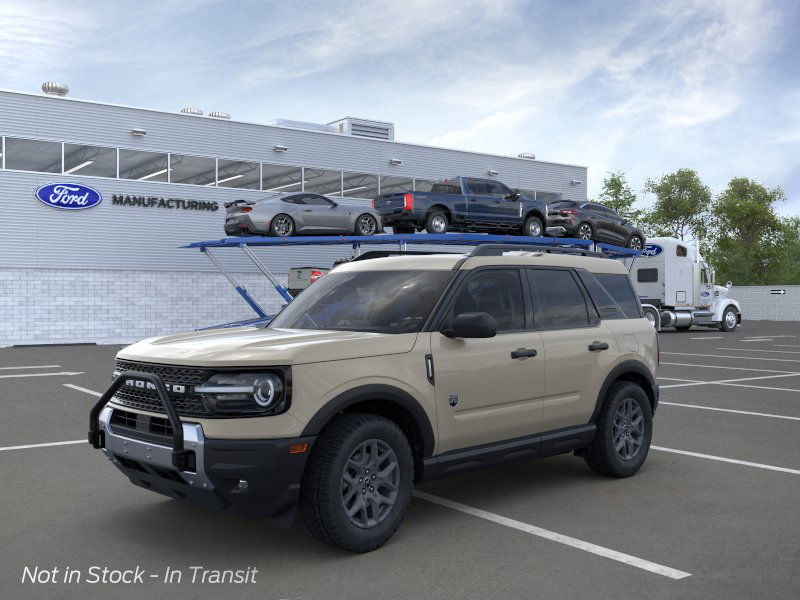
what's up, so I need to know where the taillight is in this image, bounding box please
[371,198,376,208]
[560,209,577,215]
[403,193,413,211]
[310,270,323,283]
[241,207,252,213]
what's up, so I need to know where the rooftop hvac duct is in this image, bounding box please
[180,107,203,116]
[268,119,337,134]
[209,111,231,119]
[518,152,536,160]
[42,82,69,96]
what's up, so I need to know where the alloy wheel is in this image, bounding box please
[612,398,644,460]
[629,236,643,250]
[431,215,447,233]
[341,439,400,528]
[578,224,592,239]
[725,310,737,329]
[273,216,293,236]
[527,220,542,236]
[358,215,377,235]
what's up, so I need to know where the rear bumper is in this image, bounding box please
[224,214,269,236]
[97,406,314,521]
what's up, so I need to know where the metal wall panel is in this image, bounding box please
[0,89,587,273]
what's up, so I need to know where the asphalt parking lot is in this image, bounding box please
[1,321,799,600]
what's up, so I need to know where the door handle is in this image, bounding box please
[511,348,538,359]
[303,209,313,212]
[588,342,609,352]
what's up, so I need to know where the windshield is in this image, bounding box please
[268,270,454,333]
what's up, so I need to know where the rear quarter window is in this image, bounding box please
[578,271,643,319]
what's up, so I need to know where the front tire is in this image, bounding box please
[521,215,544,237]
[584,381,652,478]
[425,210,449,234]
[628,235,644,250]
[354,214,379,236]
[719,306,738,332]
[300,414,413,552]
[269,214,295,237]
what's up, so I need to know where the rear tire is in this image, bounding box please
[354,214,378,236]
[576,222,593,240]
[425,210,448,234]
[719,306,738,332]
[269,214,295,237]
[584,381,652,478]
[628,235,644,250]
[300,414,413,552]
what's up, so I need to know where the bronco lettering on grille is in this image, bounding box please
[124,379,188,394]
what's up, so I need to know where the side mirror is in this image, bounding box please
[442,312,497,339]
[726,281,732,289]
[329,201,338,208]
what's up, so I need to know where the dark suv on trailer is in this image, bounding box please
[547,200,646,250]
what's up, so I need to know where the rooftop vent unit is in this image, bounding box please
[518,152,536,160]
[42,82,69,97]
[328,117,394,141]
[268,119,337,134]
[209,111,231,119]
[180,107,203,116]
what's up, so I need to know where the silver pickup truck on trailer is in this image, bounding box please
[627,237,742,332]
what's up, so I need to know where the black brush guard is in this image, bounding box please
[88,371,188,470]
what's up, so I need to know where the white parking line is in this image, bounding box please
[660,372,800,389]
[652,446,800,476]
[63,383,102,397]
[740,339,773,342]
[0,371,84,379]
[717,382,800,394]
[776,345,800,348]
[414,491,691,579]
[660,362,797,374]
[659,402,800,421]
[690,336,723,340]
[661,352,800,364]
[0,440,85,452]
[0,365,61,370]
[717,347,800,355]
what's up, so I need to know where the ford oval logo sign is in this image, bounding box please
[35,183,102,210]
[641,244,663,257]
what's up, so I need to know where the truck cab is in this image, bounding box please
[628,237,741,332]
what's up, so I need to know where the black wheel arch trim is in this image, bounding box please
[590,360,658,422]
[300,384,435,458]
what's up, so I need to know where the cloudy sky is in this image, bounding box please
[2,0,799,213]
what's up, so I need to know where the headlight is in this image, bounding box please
[196,372,288,416]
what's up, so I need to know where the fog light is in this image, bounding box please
[237,479,249,491]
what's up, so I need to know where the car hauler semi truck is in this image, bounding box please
[627,237,741,332]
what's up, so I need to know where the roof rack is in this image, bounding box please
[469,243,604,257]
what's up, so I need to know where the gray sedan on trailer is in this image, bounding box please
[224,192,383,237]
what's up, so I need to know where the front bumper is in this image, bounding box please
[89,372,314,524]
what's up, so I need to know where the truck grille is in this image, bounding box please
[113,360,214,417]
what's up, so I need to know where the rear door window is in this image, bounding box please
[528,269,593,329]
[448,269,525,332]
[465,179,490,195]
[593,273,643,318]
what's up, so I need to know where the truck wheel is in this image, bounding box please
[269,214,295,237]
[642,306,659,330]
[719,306,738,332]
[299,414,413,552]
[354,214,378,236]
[425,210,449,234]
[521,215,544,237]
[584,381,652,478]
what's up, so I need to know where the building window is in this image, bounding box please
[63,144,117,178]
[262,164,302,193]
[170,154,216,186]
[414,178,436,192]
[119,149,169,182]
[217,159,260,189]
[4,137,61,173]
[379,175,413,195]
[304,168,342,196]
[342,172,379,199]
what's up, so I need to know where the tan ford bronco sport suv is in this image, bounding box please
[89,243,658,552]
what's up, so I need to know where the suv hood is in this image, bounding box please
[117,327,418,367]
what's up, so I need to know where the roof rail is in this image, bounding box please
[469,243,605,257]
[348,249,460,263]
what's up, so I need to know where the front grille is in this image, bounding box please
[113,360,213,416]
[110,408,174,444]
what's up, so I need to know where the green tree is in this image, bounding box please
[705,177,787,285]
[642,168,711,241]
[597,171,643,223]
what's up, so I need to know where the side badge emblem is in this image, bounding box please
[448,394,459,407]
